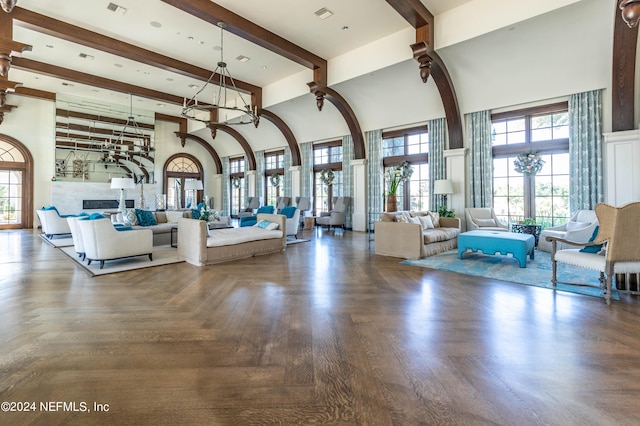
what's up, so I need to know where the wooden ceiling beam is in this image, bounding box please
[10,6,261,96]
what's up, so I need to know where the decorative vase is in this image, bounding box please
[386,195,398,212]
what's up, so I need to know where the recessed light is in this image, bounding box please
[187,36,194,41]
[236,55,250,63]
[45,44,54,48]
[150,21,162,28]
[114,63,124,68]
[315,7,333,20]
[261,66,267,70]
[342,26,349,31]
[166,77,174,82]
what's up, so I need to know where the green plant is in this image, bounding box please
[522,217,537,225]
[319,168,334,186]
[384,161,413,196]
[438,205,455,218]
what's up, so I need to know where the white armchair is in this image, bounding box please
[36,207,73,238]
[67,216,86,260]
[538,210,598,253]
[465,208,509,232]
[279,206,300,238]
[78,218,153,269]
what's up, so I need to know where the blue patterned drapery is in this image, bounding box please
[467,110,493,207]
[284,146,292,197]
[366,129,383,231]
[255,150,264,202]
[342,135,354,229]
[428,117,447,211]
[222,156,230,216]
[569,90,604,211]
[300,142,313,198]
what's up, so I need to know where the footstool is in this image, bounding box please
[458,230,535,268]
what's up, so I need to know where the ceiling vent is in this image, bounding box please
[79,53,94,60]
[314,7,334,20]
[106,2,127,15]
[235,55,250,63]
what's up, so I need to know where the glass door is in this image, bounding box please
[0,169,23,229]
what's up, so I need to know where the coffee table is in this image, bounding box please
[458,230,535,268]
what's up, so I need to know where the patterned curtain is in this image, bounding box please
[428,117,447,211]
[255,150,264,202]
[300,142,313,197]
[367,129,383,231]
[243,155,249,204]
[467,110,493,207]
[284,146,292,197]
[342,135,354,229]
[569,90,604,211]
[222,157,230,216]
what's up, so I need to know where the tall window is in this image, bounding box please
[164,154,202,210]
[492,102,570,227]
[382,126,429,211]
[229,157,245,216]
[265,150,284,207]
[313,141,342,214]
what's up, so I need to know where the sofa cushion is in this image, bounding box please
[154,211,167,224]
[428,211,440,227]
[418,215,434,230]
[423,227,460,244]
[475,218,497,227]
[123,209,139,225]
[135,209,157,226]
[165,210,186,222]
[566,221,589,231]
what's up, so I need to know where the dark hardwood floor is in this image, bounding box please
[1,228,639,425]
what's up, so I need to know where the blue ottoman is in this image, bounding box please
[458,230,535,268]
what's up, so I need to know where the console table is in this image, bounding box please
[511,224,542,248]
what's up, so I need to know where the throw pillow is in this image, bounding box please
[579,226,603,253]
[418,215,435,230]
[566,221,589,231]
[428,211,440,227]
[135,209,157,227]
[191,209,201,220]
[154,211,167,224]
[123,209,139,225]
[475,218,497,227]
[255,220,279,231]
[409,216,421,226]
[395,215,409,223]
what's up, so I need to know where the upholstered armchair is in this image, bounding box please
[280,206,300,237]
[465,208,509,232]
[316,197,350,230]
[547,202,640,305]
[237,197,262,218]
[275,197,291,212]
[239,205,275,227]
[67,216,86,260]
[538,210,598,253]
[78,217,153,269]
[295,196,313,228]
[36,206,75,238]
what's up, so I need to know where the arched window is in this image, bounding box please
[163,154,203,209]
[0,135,34,229]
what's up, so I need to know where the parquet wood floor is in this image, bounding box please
[1,228,640,425]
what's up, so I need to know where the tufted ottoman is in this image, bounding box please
[458,230,535,268]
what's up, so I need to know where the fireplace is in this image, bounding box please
[83,199,134,210]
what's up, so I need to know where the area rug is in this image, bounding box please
[286,238,310,245]
[402,250,619,300]
[39,233,74,248]
[59,245,184,277]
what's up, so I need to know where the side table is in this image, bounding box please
[511,224,542,248]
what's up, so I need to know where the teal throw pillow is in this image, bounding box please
[191,209,201,220]
[280,206,296,218]
[79,213,106,221]
[255,220,279,231]
[579,226,602,253]
[135,209,157,227]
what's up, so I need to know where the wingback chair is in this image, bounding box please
[547,202,640,305]
[36,206,75,238]
[275,197,291,212]
[295,196,313,228]
[465,208,509,232]
[279,206,300,237]
[237,197,261,218]
[239,205,275,227]
[316,197,350,230]
[538,210,598,253]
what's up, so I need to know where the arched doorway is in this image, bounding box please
[0,135,34,229]
[163,154,203,210]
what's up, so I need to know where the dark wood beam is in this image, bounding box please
[10,7,261,97]
[13,86,56,101]
[11,57,185,105]
[57,109,155,130]
[612,0,638,132]
[385,0,433,31]
[0,10,31,77]
[260,110,301,167]
[209,124,256,171]
[174,132,222,174]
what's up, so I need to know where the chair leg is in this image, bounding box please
[99,260,105,269]
[148,253,153,261]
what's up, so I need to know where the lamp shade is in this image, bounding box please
[433,179,454,195]
[110,177,135,189]
[184,180,203,191]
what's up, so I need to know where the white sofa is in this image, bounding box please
[538,210,598,253]
[36,207,73,238]
[78,218,153,269]
[177,213,286,266]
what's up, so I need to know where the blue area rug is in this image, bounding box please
[402,249,619,300]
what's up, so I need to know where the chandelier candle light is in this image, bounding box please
[181,22,259,126]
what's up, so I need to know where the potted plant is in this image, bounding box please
[383,161,413,212]
[438,205,456,218]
